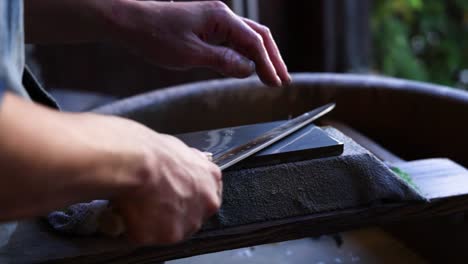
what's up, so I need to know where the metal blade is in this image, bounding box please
[213,103,336,170]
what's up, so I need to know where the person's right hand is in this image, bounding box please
[0,93,221,243]
[117,136,222,245]
[75,114,223,245]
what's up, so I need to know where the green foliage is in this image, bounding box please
[372,0,468,88]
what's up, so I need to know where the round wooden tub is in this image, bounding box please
[95,73,468,167]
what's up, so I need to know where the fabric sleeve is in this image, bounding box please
[0,0,28,105]
[0,79,5,105]
[0,1,7,105]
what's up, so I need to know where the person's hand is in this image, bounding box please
[0,94,222,238]
[109,0,290,86]
[76,114,223,245]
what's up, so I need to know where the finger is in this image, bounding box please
[203,152,213,162]
[195,38,255,78]
[190,148,215,164]
[204,194,222,220]
[119,205,154,245]
[98,207,126,237]
[189,148,221,181]
[209,161,222,181]
[190,147,207,158]
[217,179,223,200]
[242,18,291,85]
[202,172,223,219]
[204,10,281,86]
[184,217,203,239]
[213,174,223,206]
[156,217,186,244]
[225,18,282,86]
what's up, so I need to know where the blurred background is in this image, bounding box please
[27,0,467,111]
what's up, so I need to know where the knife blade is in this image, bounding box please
[98,103,336,237]
[213,102,336,170]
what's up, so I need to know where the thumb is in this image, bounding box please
[198,41,255,78]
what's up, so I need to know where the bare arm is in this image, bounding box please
[0,94,222,244]
[0,92,142,220]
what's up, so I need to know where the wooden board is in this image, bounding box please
[393,159,468,200]
[1,158,468,263]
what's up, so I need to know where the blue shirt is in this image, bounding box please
[0,80,4,100]
[0,0,29,103]
[0,0,26,248]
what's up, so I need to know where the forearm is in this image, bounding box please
[0,93,142,221]
[24,0,120,43]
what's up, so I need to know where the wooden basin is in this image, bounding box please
[96,73,468,167]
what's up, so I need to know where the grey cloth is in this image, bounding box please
[47,128,424,235]
[47,200,110,236]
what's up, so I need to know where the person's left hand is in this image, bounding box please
[108,0,290,86]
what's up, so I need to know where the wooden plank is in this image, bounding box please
[1,158,467,263]
[317,124,467,201]
[393,158,468,200]
[52,199,468,263]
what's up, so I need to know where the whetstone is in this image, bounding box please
[176,121,344,169]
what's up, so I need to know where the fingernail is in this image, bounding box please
[203,152,213,161]
[286,74,292,85]
[275,75,282,87]
[238,57,255,76]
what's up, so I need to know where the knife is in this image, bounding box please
[213,103,336,170]
[98,103,336,236]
